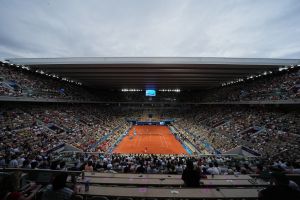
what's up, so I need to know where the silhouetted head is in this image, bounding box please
[186,160,194,170]
[271,172,289,186]
[0,173,17,198]
[52,173,68,190]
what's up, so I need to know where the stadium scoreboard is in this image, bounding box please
[146,89,156,96]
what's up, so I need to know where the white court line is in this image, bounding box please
[159,135,164,147]
[162,134,168,148]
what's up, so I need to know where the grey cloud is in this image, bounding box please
[0,0,300,59]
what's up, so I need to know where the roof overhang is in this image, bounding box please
[6,57,300,89]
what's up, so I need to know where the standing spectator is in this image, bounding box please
[181,160,201,187]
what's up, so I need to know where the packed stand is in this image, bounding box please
[202,68,300,102]
[0,62,97,100]
[173,105,300,164]
[0,103,130,169]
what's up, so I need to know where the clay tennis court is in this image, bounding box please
[113,125,188,155]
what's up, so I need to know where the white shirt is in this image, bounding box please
[207,167,220,175]
[9,159,19,168]
[18,157,25,166]
[176,165,183,173]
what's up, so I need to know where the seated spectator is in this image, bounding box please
[0,172,39,200]
[207,163,220,175]
[50,161,59,170]
[59,162,67,171]
[30,161,38,170]
[42,173,74,200]
[104,164,117,173]
[135,162,146,174]
[256,164,271,181]
[259,172,300,200]
[181,160,201,187]
[175,163,183,174]
[8,155,18,168]
[0,155,6,167]
[84,161,93,172]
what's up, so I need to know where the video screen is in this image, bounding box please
[146,90,156,96]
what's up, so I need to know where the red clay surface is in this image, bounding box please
[113,125,187,155]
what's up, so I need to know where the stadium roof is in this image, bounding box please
[6,57,300,89]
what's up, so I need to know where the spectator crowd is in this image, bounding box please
[0,103,299,173]
[173,106,299,163]
[1,61,299,102]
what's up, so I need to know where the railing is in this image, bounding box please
[2,167,300,199]
[107,126,131,154]
[87,125,122,151]
[170,125,200,154]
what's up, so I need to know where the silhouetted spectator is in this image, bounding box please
[259,172,300,200]
[182,160,201,187]
[42,173,74,200]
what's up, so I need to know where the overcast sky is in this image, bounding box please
[0,0,300,59]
